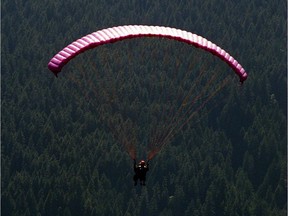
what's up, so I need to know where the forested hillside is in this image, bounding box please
[1,0,287,216]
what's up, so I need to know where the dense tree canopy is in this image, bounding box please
[1,0,287,215]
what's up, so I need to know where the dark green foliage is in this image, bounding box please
[1,0,286,215]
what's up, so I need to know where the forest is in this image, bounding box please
[1,0,287,215]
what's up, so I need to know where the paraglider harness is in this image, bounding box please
[133,159,149,186]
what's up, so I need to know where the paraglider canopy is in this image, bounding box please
[48,25,247,83]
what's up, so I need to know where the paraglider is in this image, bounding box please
[48,25,248,178]
[133,159,149,186]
